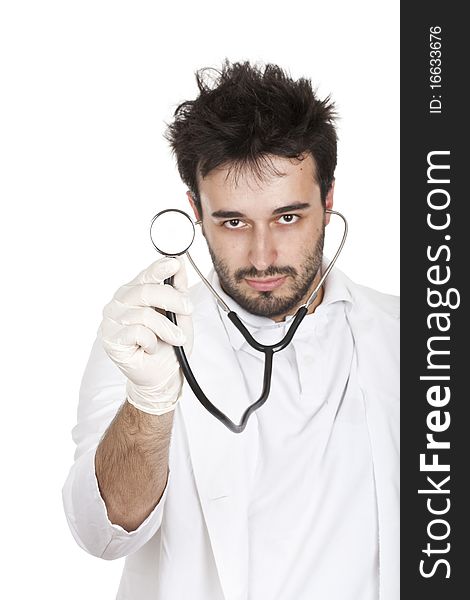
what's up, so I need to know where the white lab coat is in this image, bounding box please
[63,266,399,600]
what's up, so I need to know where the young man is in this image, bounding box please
[63,61,399,600]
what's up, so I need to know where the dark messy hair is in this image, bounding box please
[165,60,337,214]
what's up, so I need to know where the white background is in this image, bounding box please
[0,1,399,597]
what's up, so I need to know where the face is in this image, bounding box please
[190,154,333,321]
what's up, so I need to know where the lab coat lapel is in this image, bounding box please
[180,284,259,600]
[179,274,399,600]
[347,296,400,600]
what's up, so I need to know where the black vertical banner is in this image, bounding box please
[401,3,467,598]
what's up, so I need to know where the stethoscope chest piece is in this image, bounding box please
[150,208,195,256]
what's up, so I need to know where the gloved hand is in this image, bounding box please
[99,256,193,415]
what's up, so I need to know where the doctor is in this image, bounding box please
[63,60,399,600]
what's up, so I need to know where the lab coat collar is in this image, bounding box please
[209,257,353,352]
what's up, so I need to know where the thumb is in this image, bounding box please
[129,257,181,286]
[172,256,189,293]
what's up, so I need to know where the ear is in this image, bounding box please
[324,180,335,225]
[186,191,201,221]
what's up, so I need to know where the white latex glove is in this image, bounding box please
[99,256,193,415]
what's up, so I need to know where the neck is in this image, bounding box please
[306,283,324,315]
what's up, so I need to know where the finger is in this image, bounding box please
[110,306,187,346]
[127,257,181,286]
[175,313,193,352]
[106,324,159,355]
[115,282,193,315]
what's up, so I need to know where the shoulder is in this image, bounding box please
[188,280,217,323]
[337,268,400,321]
[188,280,212,307]
[349,281,400,320]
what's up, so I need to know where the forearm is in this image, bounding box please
[95,400,174,532]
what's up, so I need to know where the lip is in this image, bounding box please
[244,276,287,292]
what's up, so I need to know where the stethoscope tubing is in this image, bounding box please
[165,304,275,433]
[159,208,348,434]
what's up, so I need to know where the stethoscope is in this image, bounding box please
[149,208,348,433]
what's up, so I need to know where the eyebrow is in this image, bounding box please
[211,202,311,219]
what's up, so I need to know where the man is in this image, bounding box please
[63,61,399,600]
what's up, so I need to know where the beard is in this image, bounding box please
[206,229,325,319]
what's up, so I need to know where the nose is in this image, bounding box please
[248,226,278,272]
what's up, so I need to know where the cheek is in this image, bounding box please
[277,228,321,267]
[206,229,247,264]
[276,222,319,249]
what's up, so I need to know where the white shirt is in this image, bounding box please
[212,274,379,599]
[63,265,399,600]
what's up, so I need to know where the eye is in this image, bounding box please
[277,214,300,225]
[222,219,246,229]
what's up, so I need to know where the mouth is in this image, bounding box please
[244,276,288,292]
